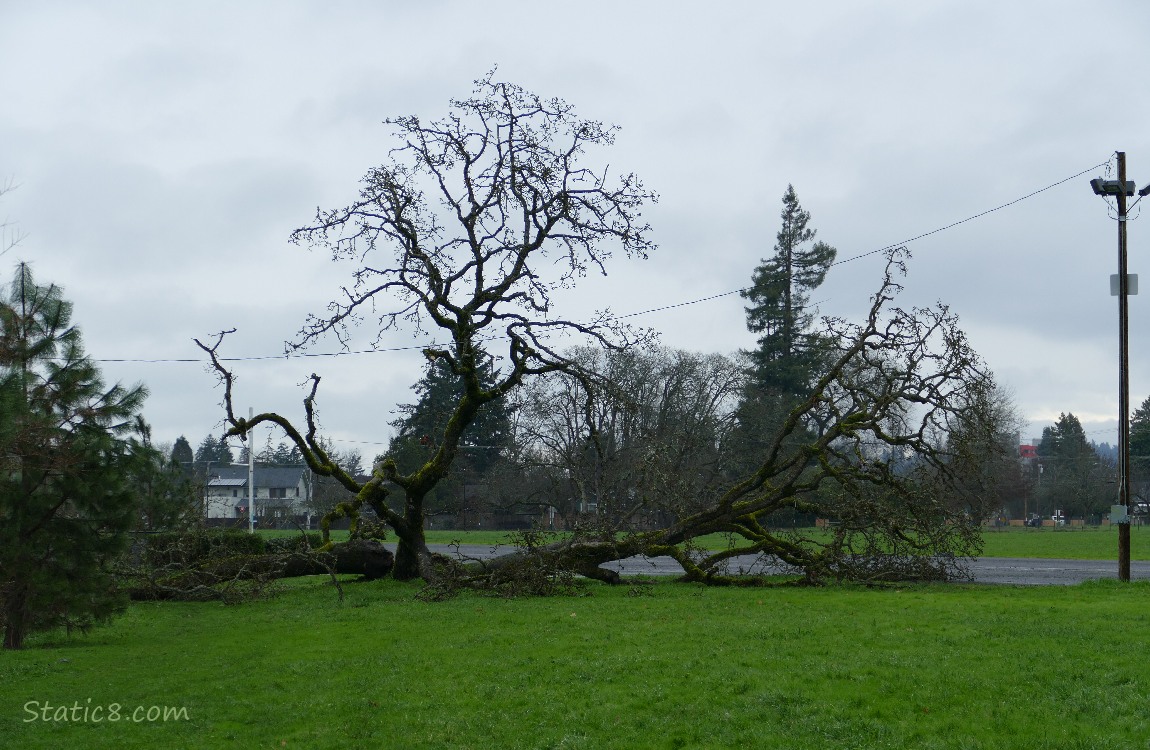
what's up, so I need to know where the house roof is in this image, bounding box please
[208,477,247,487]
[209,465,308,488]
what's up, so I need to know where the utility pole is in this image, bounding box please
[1118,152,1131,582]
[1091,152,1144,581]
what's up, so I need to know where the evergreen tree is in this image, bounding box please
[193,434,234,467]
[389,356,511,473]
[194,434,219,465]
[1131,395,1150,482]
[271,441,302,465]
[239,439,304,466]
[387,356,512,514]
[138,434,201,531]
[1036,413,1108,519]
[0,264,155,649]
[739,184,837,398]
[729,185,837,472]
[170,435,194,469]
[215,435,234,465]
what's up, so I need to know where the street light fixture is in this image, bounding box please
[1091,178,1136,197]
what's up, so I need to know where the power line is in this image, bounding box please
[94,341,432,364]
[618,159,1110,320]
[830,160,1109,266]
[90,159,1109,364]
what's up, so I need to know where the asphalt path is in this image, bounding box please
[420,544,1150,586]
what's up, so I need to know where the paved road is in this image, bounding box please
[965,556,1150,585]
[419,544,1150,585]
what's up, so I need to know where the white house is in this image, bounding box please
[205,465,311,522]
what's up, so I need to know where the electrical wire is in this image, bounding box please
[93,341,432,364]
[612,160,1109,319]
[88,159,1110,364]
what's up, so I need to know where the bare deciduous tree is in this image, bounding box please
[199,73,657,581]
[511,346,744,527]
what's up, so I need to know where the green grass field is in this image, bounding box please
[979,525,1150,560]
[3,576,1149,749]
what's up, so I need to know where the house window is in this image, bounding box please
[269,487,287,499]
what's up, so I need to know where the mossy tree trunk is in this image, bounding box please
[390,493,434,581]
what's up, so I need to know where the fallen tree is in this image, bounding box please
[203,247,1004,589]
[120,531,393,601]
[438,250,1004,587]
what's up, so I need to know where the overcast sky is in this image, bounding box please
[2,1,1149,458]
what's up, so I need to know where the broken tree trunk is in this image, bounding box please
[124,540,395,601]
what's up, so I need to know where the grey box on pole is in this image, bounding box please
[1111,274,1139,296]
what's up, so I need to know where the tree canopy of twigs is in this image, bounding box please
[198,73,658,581]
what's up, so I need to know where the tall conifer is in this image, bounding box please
[0,264,154,648]
[740,184,837,398]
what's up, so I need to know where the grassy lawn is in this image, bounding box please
[3,576,1150,749]
[979,526,1150,560]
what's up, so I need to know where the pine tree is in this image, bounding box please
[0,264,155,649]
[740,184,837,398]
